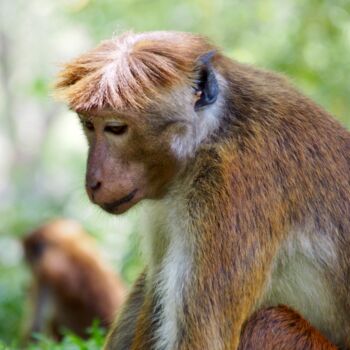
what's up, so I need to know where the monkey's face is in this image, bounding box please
[65,42,220,215]
[23,220,93,279]
[79,107,189,214]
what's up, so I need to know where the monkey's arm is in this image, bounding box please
[175,153,287,350]
[31,283,51,334]
[104,271,147,350]
[181,226,279,349]
[23,282,52,343]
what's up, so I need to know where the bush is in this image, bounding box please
[29,322,106,350]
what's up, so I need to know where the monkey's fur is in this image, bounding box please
[55,31,349,349]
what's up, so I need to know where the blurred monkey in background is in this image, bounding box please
[22,219,126,341]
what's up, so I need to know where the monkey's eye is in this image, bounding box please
[26,241,45,262]
[82,120,94,131]
[104,124,128,136]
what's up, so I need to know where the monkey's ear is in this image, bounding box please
[193,51,219,111]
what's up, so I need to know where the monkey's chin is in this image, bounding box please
[100,189,139,215]
[102,202,135,215]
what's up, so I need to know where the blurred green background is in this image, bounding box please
[0,0,350,348]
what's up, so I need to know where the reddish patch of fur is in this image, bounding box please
[239,305,338,350]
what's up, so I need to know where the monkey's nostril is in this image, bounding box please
[89,180,102,192]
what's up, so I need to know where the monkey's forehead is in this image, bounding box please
[54,31,217,112]
[24,219,85,243]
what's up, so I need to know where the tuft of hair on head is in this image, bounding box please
[54,31,218,113]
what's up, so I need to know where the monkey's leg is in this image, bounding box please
[104,271,146,350]
[238,305,338,350]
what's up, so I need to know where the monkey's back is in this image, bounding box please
[213,59,350,347]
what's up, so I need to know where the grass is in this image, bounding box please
[0,322,106,350]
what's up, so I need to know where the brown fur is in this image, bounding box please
[22,219,126,340]
[239,305,338,350]
[55,31,350,349]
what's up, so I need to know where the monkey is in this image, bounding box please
[22,219,126,341]
[54,31,350,349]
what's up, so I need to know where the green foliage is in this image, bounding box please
[0,342,11,350]
[0,322,105,350]
[27,322,105,350]
[0,262,29,344]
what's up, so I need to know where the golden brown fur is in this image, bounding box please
[55,31,214,111]
[23,219,126,340]
[55,31,349,349]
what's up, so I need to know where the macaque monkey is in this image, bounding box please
[22,219,126,340]
[54,31,350,349]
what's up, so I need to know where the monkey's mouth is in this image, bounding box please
[101,189,138,214]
